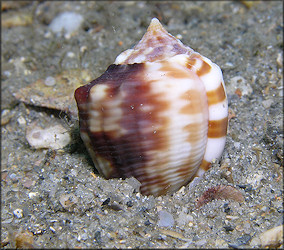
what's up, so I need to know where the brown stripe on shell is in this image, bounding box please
[172,78,209,190]
[186,56,212,77]
[186,58,197,70]
[179,158,211,181]
[160,62,193,79]
[183,122,206,144]
[206,83,226,106]
[208,117,228,138]
[199,159,211,171]
[176,121,208,179]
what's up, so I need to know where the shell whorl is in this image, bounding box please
[75,18,228,196]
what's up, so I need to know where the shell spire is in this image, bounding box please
[147,17,164,30]
[114,18,193,65]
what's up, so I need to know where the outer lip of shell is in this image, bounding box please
[74,18,228,196]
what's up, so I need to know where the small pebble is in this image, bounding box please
[175,34,183,39]
[250,225,283,247]
[49,12,84,35]
[234,141,241,149]
[3,70,11,77]
[125,177,141,192]
[144,220,151,226]
[26,123,71,150]
[22,176,35,188]
[224,225,235,232]
[9,173,18,182]
[102,198,110,206]
[59,193,78,209]
[17,116,26,125]
[94,231,102,243]
[224,62,234,68]
[157,210,174,228]
[243,222,251,234]
[80,232,88,241]
[67,51,75,58]
[177,186,186,195]
[226,215,239,220]
[229,76,253,96]
[126,200,133,207]
[49,226,56,233]
[230,234,251,247]
[176,211,193,226]
[2,217,13,224]
[262,99,274,108]
[246,172,264,188]
[276,52,283,67]
[14,230,34,248]
[1,109,13,125]
[80,46,87,53]
[44,76,56,86]
[28,192,38,199]
[215,238,227,247]
[13,208,23,218]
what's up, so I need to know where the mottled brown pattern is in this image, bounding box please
[75,64,145,177]
[156,36,164,43]
[117,68,171,195]
[124,46,165,64]
[207,83,226,105]
[208,117,228,138]
[171,43,189,54]
[146,37,155,49]
[144,47,165,62]
[75,63,175,196]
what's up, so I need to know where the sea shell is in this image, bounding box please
[75,18,228,196]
